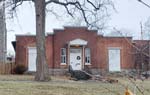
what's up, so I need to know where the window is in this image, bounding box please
[85,48,91,65]
[61,48,66,64]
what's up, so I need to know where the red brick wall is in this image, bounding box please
[97,37,134,70]
[15,35,53,68]
[16,36,36,67]
[53,27,99,69]
[15,27,134,71]
[46,35,53,68]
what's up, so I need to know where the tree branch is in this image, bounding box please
[45,0,91,27]
[138,0,150,8]
[46,0,79,6]
[45,8,61,19]
[12,0,34,10]
[64,6,74,18]
[114,27,150,58]
[13,0,114,31]
[86,0,102,11]
[12,0,23,10]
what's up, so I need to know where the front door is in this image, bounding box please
[70,48,82,70]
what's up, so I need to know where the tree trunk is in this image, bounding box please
[0,1,6,63]
[34,0,50,81]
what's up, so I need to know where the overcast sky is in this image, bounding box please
[6,0,150,55]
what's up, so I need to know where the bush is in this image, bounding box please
[13,64,27,74]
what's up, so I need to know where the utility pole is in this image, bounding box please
[140,22,143,40]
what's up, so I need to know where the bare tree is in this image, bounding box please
[11,0,114,81]
[133,41,150,78]
[111,28,150,77]
[137,0,150,78]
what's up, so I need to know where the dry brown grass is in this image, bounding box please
[0,75,149,95]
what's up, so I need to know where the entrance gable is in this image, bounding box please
[69,38,87,46]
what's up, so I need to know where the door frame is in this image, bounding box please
[107,47,121,72]
[28,47,37,72]
[69,47,83,70]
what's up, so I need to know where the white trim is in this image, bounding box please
[69,38,87,46]
[28,47,37,71]
[85,48,91,64]
[85,63,91,65]
[82,46,85,69]
[108,48,121,72]
[28,47,36,49]
[107,47,122,50]
[68,44,70,66]
[60,63,67,65]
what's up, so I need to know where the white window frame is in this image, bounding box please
[61,48,66,65]
[85,48,91,65]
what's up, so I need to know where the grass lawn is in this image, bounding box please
[0,75,149,95]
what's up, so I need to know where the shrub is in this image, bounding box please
[13,64,27,74]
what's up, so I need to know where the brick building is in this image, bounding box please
[15,27,135,75]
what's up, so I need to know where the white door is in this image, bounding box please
[108,48,121,72]
[70,48,82,70]
[28,47,36,71]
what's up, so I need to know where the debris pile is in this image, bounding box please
[68,65,118,83]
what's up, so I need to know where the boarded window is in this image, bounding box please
[108,48,121,72]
